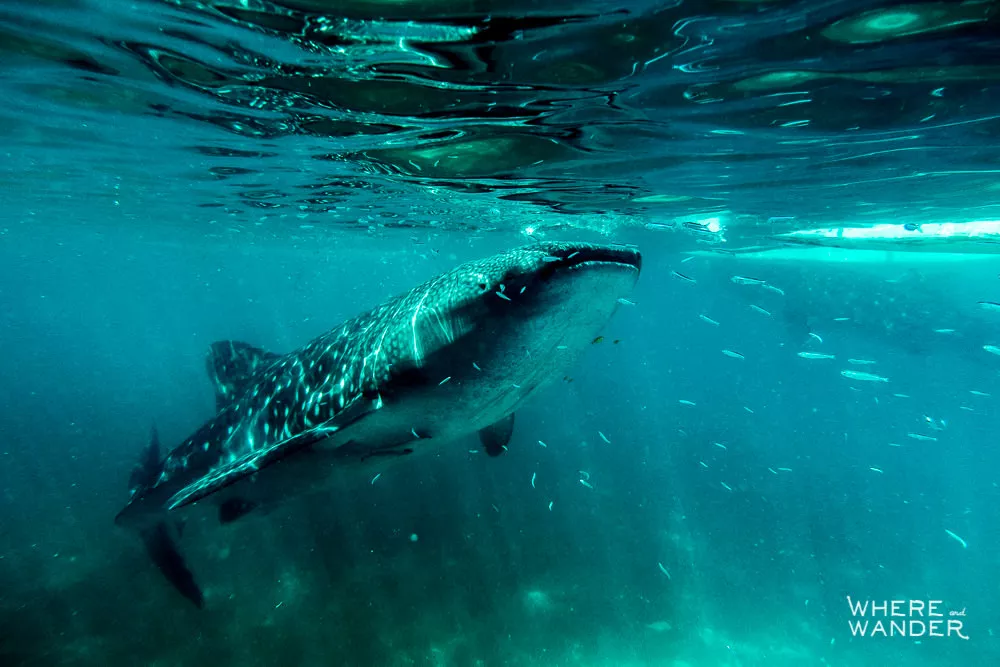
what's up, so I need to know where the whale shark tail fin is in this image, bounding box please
[206,340,280,411]
[127,425,205,609]
[141,521,204,609]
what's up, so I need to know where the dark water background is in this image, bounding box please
[3,0,1000,665]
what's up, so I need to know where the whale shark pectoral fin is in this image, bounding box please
[479,413,515,457]
[206,340,281,411]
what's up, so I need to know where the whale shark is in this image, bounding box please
[115,241,641,607]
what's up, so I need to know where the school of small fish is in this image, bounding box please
[404,253,994,587]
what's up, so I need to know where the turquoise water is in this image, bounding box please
[2,1,1000,665]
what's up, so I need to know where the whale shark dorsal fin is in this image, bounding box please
[479,413,515,457]
[205,341,280,410]
[128,425,162,499]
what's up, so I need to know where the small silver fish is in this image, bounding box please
[841,370,888,382]
[797,352,835,360]
[672,270,697,284]
[944,529,967,549]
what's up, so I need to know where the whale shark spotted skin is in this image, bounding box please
[115,241,641,606]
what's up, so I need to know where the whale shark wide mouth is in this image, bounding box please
[546,244,642,273]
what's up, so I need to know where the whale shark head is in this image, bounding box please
[398,241,640,362]
[369,241,642,437]
[456,240,641,344]
[466,240,642,315]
